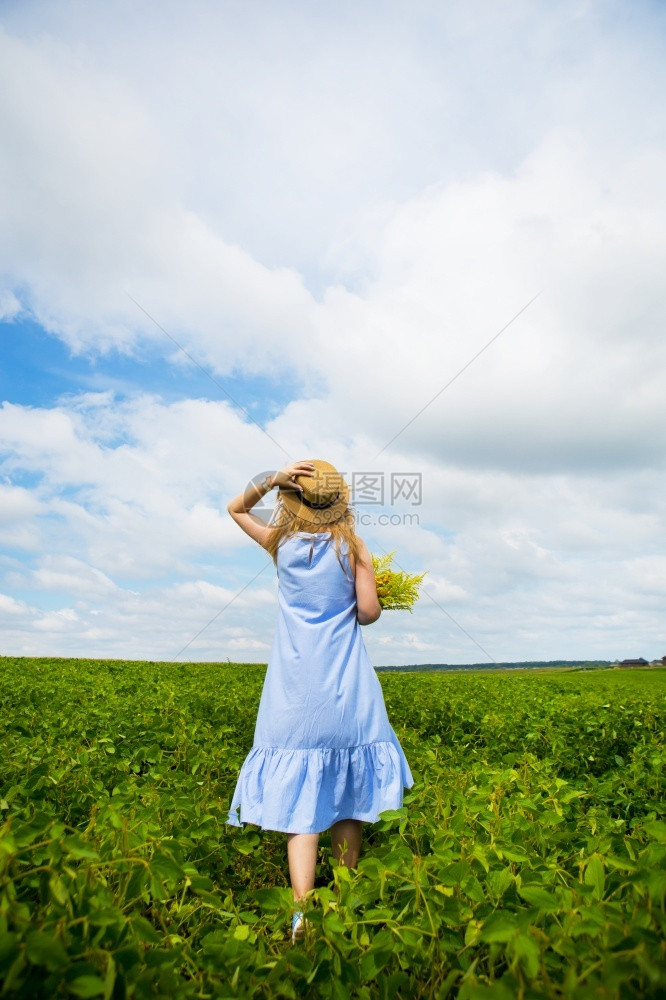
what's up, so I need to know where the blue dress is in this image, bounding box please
[226,531,414,834]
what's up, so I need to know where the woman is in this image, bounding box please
[225,459,413,940]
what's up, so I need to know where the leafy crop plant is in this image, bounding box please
[1,658,664,998]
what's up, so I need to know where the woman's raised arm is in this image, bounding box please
[227,461,315,547]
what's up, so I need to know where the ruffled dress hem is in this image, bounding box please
[226,740,414,835]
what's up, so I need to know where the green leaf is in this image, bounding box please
[471,843,490,872]
[360,949,392,981]
[254,886,291,912]
[644,820,666,843]
[103,956,116,1000]
[188,874,214,892]
[464,919,482,946]
[12,822,47,848]
[62,834,99,860]
[481,913,518,944]
[510,932,540,978]
[518,885,559,912]
[113,947,141,973]
[487,867,514,900]
[25,930,68,970]
[461,874,486,904]
[329,977,351,1000]
[150,851,184,881]
[497,846,530,863]
[377,808,407,822]
[89,908,125,928]
[130,915,162,945]
[0,933,20,974]
[68,976,106,998]
[49,873,70,907]
[354,909,388,926]
[463,981,515,999]
[647,871,666,904]
[604,854,637,872]
[234,832,260,855]
[438,860,470,886]
[584,855,605,900]
[144,948,181,968]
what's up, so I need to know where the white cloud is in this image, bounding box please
[0,25,318,378]
[30,556,120,599]
[376,632,439,652]
[1,387,663,663]
[0,291,20,321]
[227,637,272,651]
[0,592,28,617]
[33,607,80,631]
[0,483,43,522]
[0,393,285,581]
[0,484,45,551]
[298,130,666,477]
[1,1,665,662]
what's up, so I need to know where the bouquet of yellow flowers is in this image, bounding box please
[372,551,426,612]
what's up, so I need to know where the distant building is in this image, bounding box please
[620,658,649,667]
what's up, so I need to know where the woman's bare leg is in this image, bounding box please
[330,818,363,869]
[286,832,320,904]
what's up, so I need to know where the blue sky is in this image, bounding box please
[1,0,665,664]
[0,317,300,421]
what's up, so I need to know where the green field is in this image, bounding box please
[1,658,664,998]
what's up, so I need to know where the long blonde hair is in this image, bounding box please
[263,492,363,580]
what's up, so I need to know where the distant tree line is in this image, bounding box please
[375,660,615,673]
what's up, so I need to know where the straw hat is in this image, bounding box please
[279,459,350,526]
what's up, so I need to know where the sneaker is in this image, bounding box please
[291,910,306,942]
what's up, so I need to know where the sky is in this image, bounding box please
[1,0,664,665]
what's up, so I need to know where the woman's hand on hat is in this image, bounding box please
[272,462,315,492]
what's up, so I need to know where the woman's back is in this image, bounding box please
[276,532,354,622]
[258,532,389,750]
